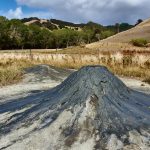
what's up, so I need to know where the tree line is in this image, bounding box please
[1,16,134,50]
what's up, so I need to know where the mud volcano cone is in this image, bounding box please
[0,66,150,150]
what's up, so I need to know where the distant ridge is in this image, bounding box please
[21,17,133,32]
[21,17,90,31]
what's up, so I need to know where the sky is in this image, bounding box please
[0,0,150,25]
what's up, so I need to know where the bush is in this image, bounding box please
[131,38,148,47]
[143,77,150,84]
[101,30,115,39]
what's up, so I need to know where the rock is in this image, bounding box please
[129,130,142,145]
[129,130,150,150]
[107,134,124,150]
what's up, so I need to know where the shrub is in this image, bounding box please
[131,38,148,47]
[143,77,150,84]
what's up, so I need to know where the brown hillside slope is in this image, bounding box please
[87,19,150,51]
[104,19,150,43]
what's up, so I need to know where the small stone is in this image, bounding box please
[141,84,145,87]
[107,134,124,150]
[129,130,142,145]
[95,135,100,142]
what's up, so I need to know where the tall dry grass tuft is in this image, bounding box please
[0,59,34,86]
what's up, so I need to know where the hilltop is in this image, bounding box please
[21,17,86,31]
[21,17,133,32]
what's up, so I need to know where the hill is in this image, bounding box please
[87,19,150,51]
[103,19,150,43]
[0,16,133,50]
[21,17,133,33]
[21,17,86,30]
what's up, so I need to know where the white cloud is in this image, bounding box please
[15,0,150,24]
[1,7,53,20]
[7,7,23,19]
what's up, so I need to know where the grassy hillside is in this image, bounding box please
[87,19,150,51]
[100,19,150,43]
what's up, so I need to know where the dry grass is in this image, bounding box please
[0,59,34,86]
[0,49,62,54]
[50,47,98,55]
[0,50,150,86]
[86,42,150,52]
[1,44,150,55]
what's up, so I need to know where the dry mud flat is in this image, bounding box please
[0,65,150,150]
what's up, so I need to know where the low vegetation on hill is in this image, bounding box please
[131,38,148,47]
[107,23,133,33]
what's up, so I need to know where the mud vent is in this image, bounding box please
[0,66,150,150]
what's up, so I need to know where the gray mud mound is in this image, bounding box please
[0,66,150,150]
[0,65,73,102]
[25,64,73,82]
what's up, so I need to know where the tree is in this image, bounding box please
[0,16,126,50]
[0,16,10,49]
[135,19,143,26]
[115,23,120,33]
[53,29,74,49]
[101,30,115,39]
[119,23,133,32]
[28,25,41,48]
[39,29,54,49]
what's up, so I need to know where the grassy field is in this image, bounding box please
[0,48,150,86]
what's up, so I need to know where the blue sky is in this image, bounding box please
[0,0,150,25]
[0,0,16,11]
[0,0,44,13]
[0,0,52,19]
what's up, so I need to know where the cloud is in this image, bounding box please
[7,7,23,19]
[1,7,53,20]
[15,0,150,24]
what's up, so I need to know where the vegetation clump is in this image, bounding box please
[143,77,150,84]
[131,38,148,47]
